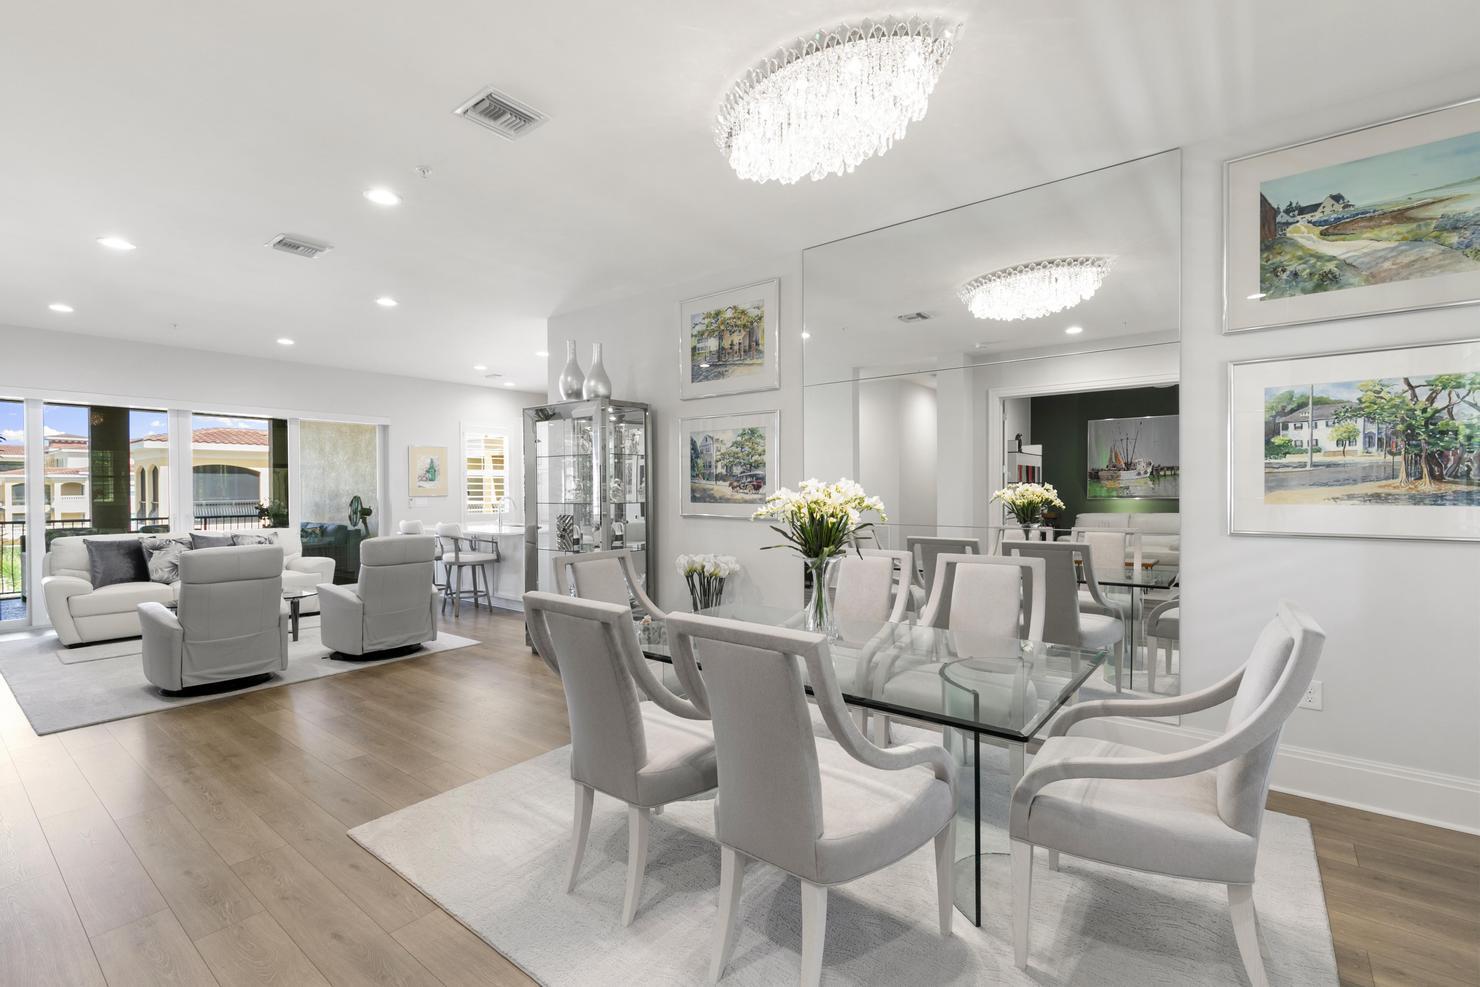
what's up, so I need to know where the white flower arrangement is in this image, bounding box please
[676,553,741,610]
[752,478,888,560]
[991,481,1065,525]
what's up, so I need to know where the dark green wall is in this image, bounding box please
[1029,385,1179,527]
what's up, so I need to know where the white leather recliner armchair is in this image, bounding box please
[137,545,289,692]
[318,535,439,657]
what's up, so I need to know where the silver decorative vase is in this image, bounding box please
[558,340,585,400]
[582,342,612,399]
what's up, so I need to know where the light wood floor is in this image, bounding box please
[0,606,1474,986]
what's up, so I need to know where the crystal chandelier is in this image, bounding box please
[958,257,1114,321]
[714,18,958,185]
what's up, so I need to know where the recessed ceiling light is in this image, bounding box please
[1246,292,1266,300]
[535,350,549,358]
[277,338,295,346]
[473,364,488,371]
[1064,325,1084,335]
[48,303,74,313]
[97,235,136,251]
[503,381,517,387]
[363,187,401,206]
[801,331,811,340]
[375,296,398,307]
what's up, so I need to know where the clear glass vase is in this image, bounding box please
[805,555,840,639]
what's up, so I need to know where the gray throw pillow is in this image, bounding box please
[190,531,235,549]
[139,536,191,584]
[231,532,278,546]
[83,538,150,589]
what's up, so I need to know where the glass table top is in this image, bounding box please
[1079,564,1179,589]
[636,604,1106,743]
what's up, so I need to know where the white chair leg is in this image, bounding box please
[1228,884,1269,987]
[1011,840,1033,969]
[622,805,651,926]
[1166,640,1176,675]
[933,817,955,937]
[1046,849,1059,871]
[799,881,828,987]
[1114,638,1125,693]
[1146,635,1157,692]
[566,783,594,892]
[710,846,745,983]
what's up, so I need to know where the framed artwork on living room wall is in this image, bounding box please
[678,279,780,399]
[1228,338,1480,541]
[409,446,448,497]
[1224,97,1480,333]
[679,411,779,518]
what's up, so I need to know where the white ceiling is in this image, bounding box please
[1,1,1477,388]
[803,150,1180,384]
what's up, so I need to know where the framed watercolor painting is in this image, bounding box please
[679,411,779,518]
[1087,414,1179,500]
[409,446,448,497]
[679,279,780,399]
[1228,339,1480,541]
[1225,97,1480,333]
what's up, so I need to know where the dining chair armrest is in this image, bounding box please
[619,624,706,721]
[1048,665,1244,737]
[1145,595,1180,624]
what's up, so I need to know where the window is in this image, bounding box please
[464,428,510,519]
[41,402,168,535]
[0,399,25,623]
[191,413,287,528]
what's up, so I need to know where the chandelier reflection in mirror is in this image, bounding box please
[958,256,1114,321]
[715,18,958,185]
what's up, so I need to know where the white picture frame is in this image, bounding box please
[1224,97,1480,334]
[679,279,781,399]
[1228,339,1480,541]
[679,411,779,519]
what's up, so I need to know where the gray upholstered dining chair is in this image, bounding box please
[318,535,439,658]
[434,522,498,615]
[1006,541,1126,690]
[523,591,716,926]
[828,548,913,625]
[138,545,288,692]
[1009,601,1326,987]
[905,535,981,608]
[1069,527,1140,622]
[1144,595,1180,692]
[552,549,675,691]
[664,612,957,986]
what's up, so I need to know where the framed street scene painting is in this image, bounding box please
[679,411,779,518]
[1228,339,1480,541]
[679,279,780,399]
[1225,98,1480,333]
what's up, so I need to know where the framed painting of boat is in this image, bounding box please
[1087,414,1179,500]
[1229,338,1480,541]
[1225,97,1480,333]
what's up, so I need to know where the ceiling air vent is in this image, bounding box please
[266,234,334,259]
[897,311,932,323]
[453,86,547,140]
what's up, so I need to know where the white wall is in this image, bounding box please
[0,324,543,606]
[1161,82,1480,831]
[546,254,805,612]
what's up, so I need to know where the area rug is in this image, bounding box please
[54,614,326,664]
[0,623,480,735]
[350,739,1339,986]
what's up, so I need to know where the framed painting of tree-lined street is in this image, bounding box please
[1225,97,1480,333]
[679,411,779,518]
[1229,339,1480,541]
[679,279,780,399]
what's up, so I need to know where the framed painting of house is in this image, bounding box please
[1228,338,1480,541]
[679,411,779,518]
[1225,97,1480,333]
[679,279,780,399]
[409,445,448,497]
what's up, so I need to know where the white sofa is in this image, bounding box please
[42,531,334,646]
[1072,512,1180,563]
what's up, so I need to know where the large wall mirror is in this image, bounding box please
[802,149,1182,696]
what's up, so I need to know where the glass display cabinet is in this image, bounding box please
[523,397,653,600]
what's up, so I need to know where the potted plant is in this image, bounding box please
[676,553,740,611]
[991,481,1066,537]
[753,478,887,637]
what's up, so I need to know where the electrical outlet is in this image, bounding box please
[1299,680,1323,711]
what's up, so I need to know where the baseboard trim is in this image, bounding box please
[1084,716,1480,836]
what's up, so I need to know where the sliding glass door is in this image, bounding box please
[40,403,170,545]
[190,413,288,529]
[0,399,26,626]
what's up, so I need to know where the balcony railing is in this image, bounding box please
[0,519,24,607]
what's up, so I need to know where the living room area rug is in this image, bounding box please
[349,739,1339,986]
[0,620,480,735]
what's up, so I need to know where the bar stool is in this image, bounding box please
[434,522,499,615]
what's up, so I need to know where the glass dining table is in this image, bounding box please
[636,605,1107,926]
[1079,563,1179,691]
